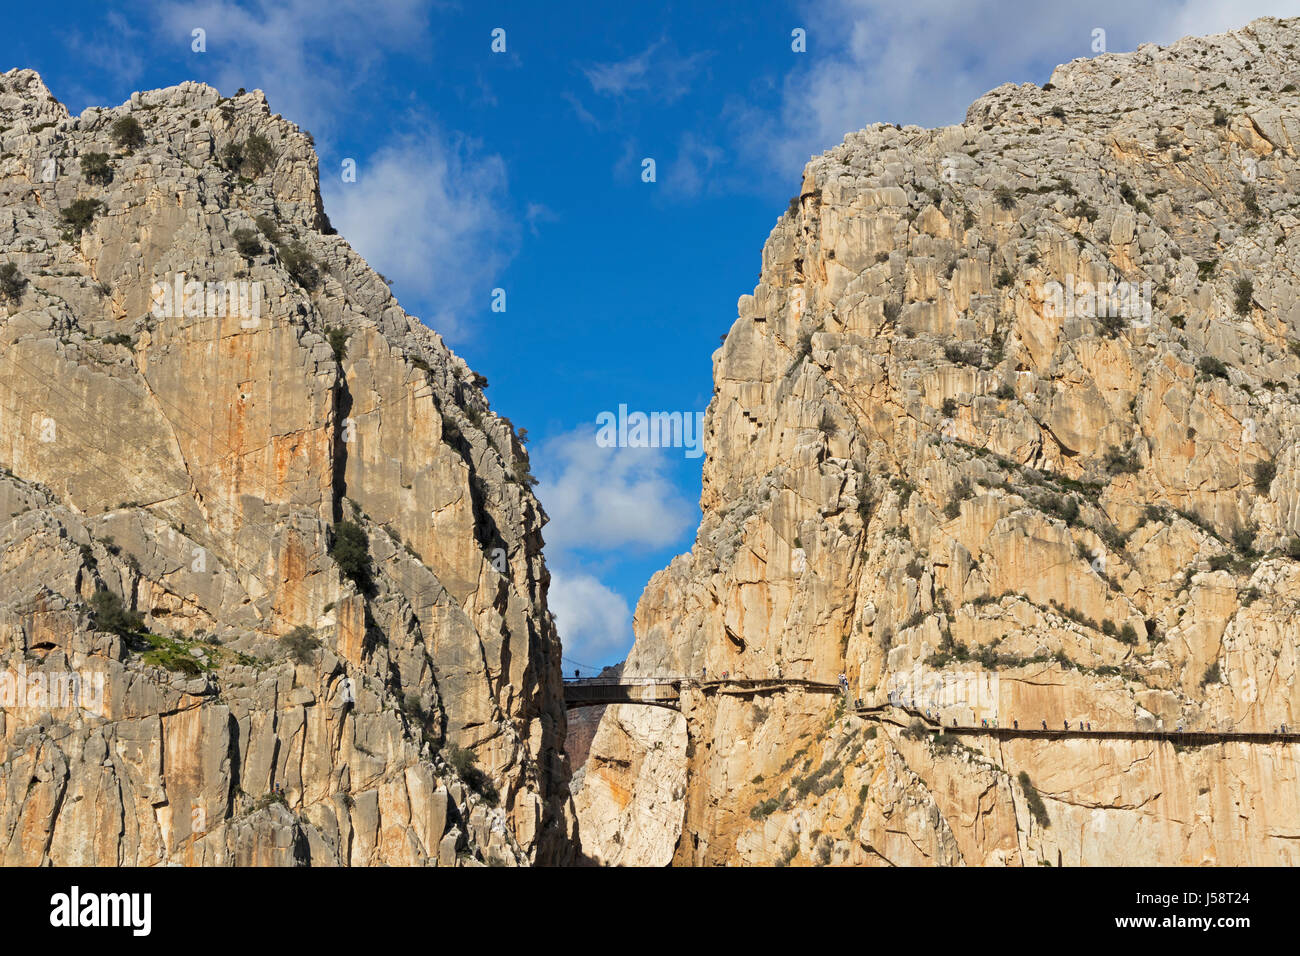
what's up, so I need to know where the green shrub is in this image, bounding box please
[943,343,977,365]
[1018,771,1051,828]
[220,141,243,171]
[446,745,499,806]
[1071,199,1099,222]
[1118,623,1138,644]
[817,411,838,437]
[1043,494,1079,526]
[902,718,928,740]
[1233,277,1253,315]
[244,133,274,175]
[254,214,281,242]
[141,633,204,675]
[61,198,104,236]
[1213,107,1228,127]
[233,228,263,258]
[80,152,113,185]
[1231,524,1257,555]
[111,115,145,150]
[1103,445,1140,475]
[103,333,134,348]
[994,185,1016,210]
[90,588,145,637]
[1197,356,1229,380]
[1201,661,1221,687]
[281,624,319,664]
[325,325,349,362]
[279,240,319,291]
[0,262,27,303]
[995,268,1013,288]
[329,520,371,583]
[1243,186,1261,219]
[1253,460,1276,494]
[513,457,539,488]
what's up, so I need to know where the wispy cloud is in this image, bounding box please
[582,38,708,102]
[535,429,696,553]
[745,0,1296,181]
[534,427,698,669]
[665,132,725,199]
[150,0,433,137]
[548,568,633,669]
[562,90,600,127]
[321,131,515,340]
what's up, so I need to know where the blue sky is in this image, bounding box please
[3,0,1292,671]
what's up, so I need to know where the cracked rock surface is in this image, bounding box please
[576,17,1300,866]
[0,70,573,865]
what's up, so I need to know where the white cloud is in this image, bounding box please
[152,0,432,136]
[748,0,1298,179]
[524,201,558,237]
[534,427,699,669]
[534,428,697,553]
[548,567,633,669]
[583,38,708,102]
[665,132,726,198]
[322,132,515,339]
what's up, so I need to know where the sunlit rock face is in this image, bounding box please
[0,70,574,866]
[576,17,1300,866]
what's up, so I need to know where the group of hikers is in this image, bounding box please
[881,690,1100,731]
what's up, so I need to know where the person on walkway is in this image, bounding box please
[1063,720,1069,730]
[1013,719,1019,730]
[1041,720,1047,730]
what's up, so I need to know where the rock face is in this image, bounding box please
[576,17,1300,866]
[0,71,574,865]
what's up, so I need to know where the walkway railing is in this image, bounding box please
[561,676,843,710]
[858,702,1300,745]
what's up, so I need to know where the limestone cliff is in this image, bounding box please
[576,17,1300,866]
[0,71,574,865]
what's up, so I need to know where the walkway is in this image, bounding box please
[857,702,1300,745]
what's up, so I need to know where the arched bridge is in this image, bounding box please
[562,676,841,711]
[563,678,682,710]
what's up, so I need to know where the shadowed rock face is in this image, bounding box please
[0,70,574,865]
[576,16,1300,866]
